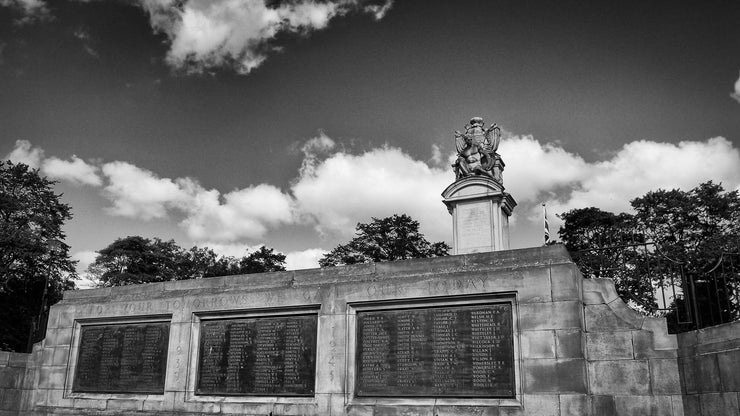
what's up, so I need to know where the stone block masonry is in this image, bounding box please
[0,350,40,416]
[678,321,740,416]
[9,245,691,415]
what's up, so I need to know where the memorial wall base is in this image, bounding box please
[12,245,685,416]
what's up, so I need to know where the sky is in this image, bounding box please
[1,0,739,285]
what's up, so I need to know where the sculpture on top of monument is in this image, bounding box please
[452,117,504,183]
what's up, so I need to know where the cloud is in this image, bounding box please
[732,71,740,103]
[290,134,740,245]
[183,242,326,271]
[72,250,99,289]
[363,0,393,20]
[291,145,452,242]
[4,141,294,242]
[193,241,263,258]
[5,140,44,168]
[298,132,336,177]
[429,144,444,167]
[5,141,102,186]
[73,27,99,58]
[138,0,393,74]
[101,161,192,220]
[97,161,294,241]
[181,183,294,241]
[285,248,327,270]
[42,155,102,186]
[501,135,589,202]
[543,137,740,224]
[7,134,739,255]
[0,0,51,24]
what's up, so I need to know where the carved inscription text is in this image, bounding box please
[356,303,514,397]
[197,314,317,396]
[73,322,170,394]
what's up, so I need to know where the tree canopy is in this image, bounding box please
[558,181,740,329]
[88,237,286,286]
[319,214,450,267]
[0,161,76,351]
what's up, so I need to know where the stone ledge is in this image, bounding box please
[464,245,573,269]
[677,321,740,352]
[61,246,578,307]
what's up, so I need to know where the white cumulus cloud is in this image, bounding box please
[181,183,294,241]
[42,155,102,186]
[5,140,44,168]
[101,161,192,220]
[72,250,100,289]
[138,0,393,74]
[732,71,740,103]
[501,135,590,203]
[291,145,453,242]
[290,134,740,245]
[7,133,739,254]
[5,141,103,186]
[285,248,327,270]
[543,137,740,225]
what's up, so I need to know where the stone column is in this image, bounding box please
[442,176,516,254]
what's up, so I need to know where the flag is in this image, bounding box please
[543,203,550,244]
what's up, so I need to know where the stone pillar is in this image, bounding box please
[442,176,516,254]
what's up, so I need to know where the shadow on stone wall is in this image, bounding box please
[677,321,740,415]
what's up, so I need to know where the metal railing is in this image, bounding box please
[573,242,740,333]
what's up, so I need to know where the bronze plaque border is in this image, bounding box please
[72,319,171,394]
[351,294,516,399]
[193,306,320,397]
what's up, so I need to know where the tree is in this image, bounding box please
[88,236,187,286]
[88,236,287,286]
[557,207,658,310]
[319,214,450,267]
[0,161,76,352]
[232,246,286,274]
[631,182,740,268]
[558,182,740,328]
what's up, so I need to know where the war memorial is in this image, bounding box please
[1,118,739,415]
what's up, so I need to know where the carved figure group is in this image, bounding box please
[452,117,504,183]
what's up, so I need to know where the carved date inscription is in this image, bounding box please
[357,303,514,397]
[73,322,170,394]
[196,314,317,396]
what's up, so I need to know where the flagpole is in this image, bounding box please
[543,203,550,245]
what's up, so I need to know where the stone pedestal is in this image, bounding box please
[441,176,516,254]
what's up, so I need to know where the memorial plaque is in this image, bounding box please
[457,202,492,251]
[356,302,514,397]
[196,314,317,396]
[73,321,170,394]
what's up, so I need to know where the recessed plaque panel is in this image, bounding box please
[73,321,170,394]
[356,302,514,397]
[196,314,317,396]
[457,201,492,251]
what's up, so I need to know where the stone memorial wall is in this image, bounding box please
[10,245,690,415]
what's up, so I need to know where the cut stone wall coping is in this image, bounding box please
[679,321,740,347]
[61,245,576,303]
[677,321,740,355]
